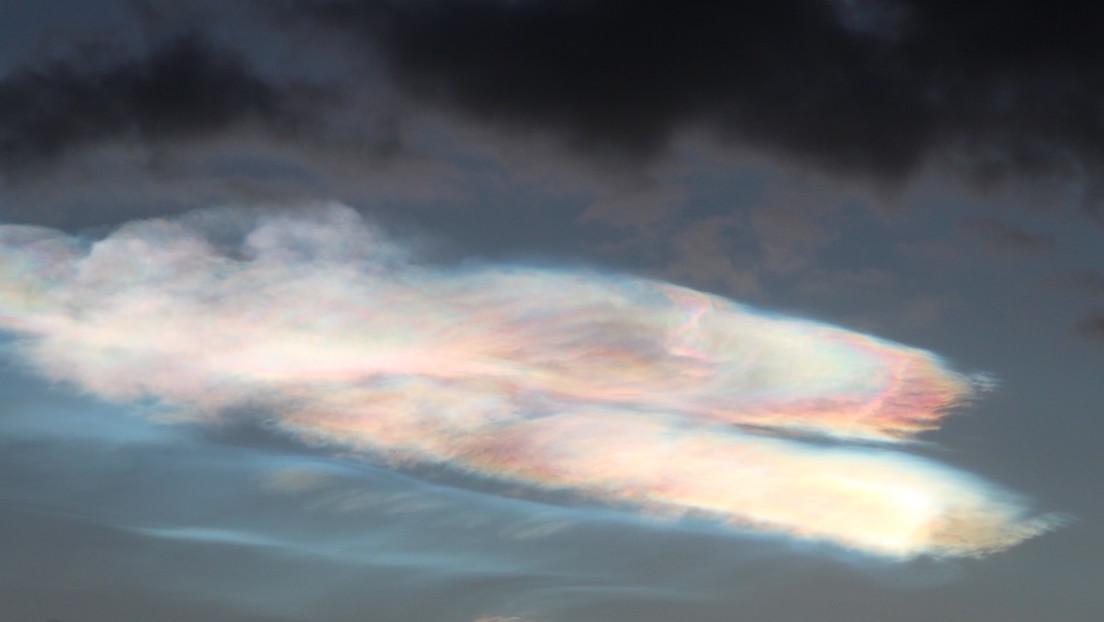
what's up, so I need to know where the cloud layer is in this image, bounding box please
[0,34,298,174]
[8,0,1104,196]
[302,0,1104,189]
[0,204,1054,557]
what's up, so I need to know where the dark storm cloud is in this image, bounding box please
[0,34,297,173]
[296,0,1104,189]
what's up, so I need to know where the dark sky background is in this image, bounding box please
[1,2,1102,621]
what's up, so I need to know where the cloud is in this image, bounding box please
[960,218,1058,255]
[0,34,300,174]
[658,215,766,301]
[1075,311,1104,343]
[1060,270,1104,298]
[1040,271,1104,346]
[294,0,1104,194]
[0,204,1056,557]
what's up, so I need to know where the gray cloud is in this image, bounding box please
[0,34,300,175]
[960,218,1058,255]
[1061,270,1104,297]
[1075,312,1104,343]
[293,0,1104,196]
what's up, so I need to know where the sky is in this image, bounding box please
[0,1,1102,621]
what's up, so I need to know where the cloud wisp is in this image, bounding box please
[0,204,1055,557]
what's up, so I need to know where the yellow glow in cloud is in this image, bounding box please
[0,204,1056,557]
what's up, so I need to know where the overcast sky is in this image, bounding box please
[1,2,1102,621]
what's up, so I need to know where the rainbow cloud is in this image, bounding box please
[0,204,1056,557]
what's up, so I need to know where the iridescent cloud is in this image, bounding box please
[0,204,1056,557]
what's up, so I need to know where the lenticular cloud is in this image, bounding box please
[0,204,1055,557]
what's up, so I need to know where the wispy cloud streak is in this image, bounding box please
[0,205,1055,557]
